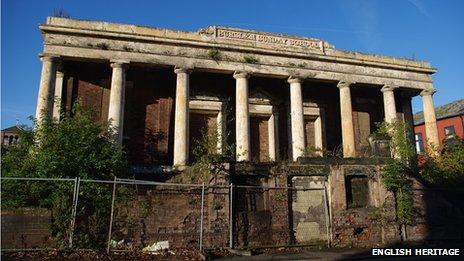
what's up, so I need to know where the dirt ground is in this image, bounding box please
[2,244,463,260]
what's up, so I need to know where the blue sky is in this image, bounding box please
[1,0,463,127]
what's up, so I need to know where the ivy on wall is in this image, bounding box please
[376,121,416,226]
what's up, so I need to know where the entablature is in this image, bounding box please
[40,17,436,91]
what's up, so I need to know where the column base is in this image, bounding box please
[173,164,188,171]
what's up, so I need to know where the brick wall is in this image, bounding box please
[190,113,218,160]
[3,162,464,250]
[328,164,400,247]
[304,118,315,148]
[233,173,290,247]
[250,116,269,162]
[1,208,56,249]
[123,69,175,165]
[414,115,464,151]
[113,178,230,249]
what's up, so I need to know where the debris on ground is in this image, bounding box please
[1,248,204,261]
[142,240,170,252]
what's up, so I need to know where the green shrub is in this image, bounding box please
[243,55,258,64]
[376,121,415,225]
[208,48,222,62]
[420,137,464,187]
[1,103,127,249]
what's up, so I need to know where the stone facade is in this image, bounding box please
[4,160,463,249]
[25,17,460,249]
[35,17,440,167]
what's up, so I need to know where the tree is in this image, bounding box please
[420,137,464,187]
[1,103,127,248]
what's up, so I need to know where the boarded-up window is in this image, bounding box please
[76,80,106,121]
[189,113,218,161]
[304,117,316,149]
[353,111,371,156]
[345,175,369,208]
[250,116,269,162]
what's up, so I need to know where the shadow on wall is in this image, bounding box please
[409,177,464,242]
[340,175,464,260]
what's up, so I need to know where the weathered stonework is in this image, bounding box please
[25,18,456,250]
[40,18,435,90]
[36,17,440,164]
[4,161,463,249]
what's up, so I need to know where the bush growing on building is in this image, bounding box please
[1,103,127,249]
[243,54,258,64]
[420,137,464,187]
[208,48,222,62]
[181,124,235,183]
[52,7,70,18]
[376,121,416,225]
[377,121,464,227]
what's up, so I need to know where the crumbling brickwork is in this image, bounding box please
[4,161,463,250]
[250,117,269,162]
[1,208,56,249]
[233,171,290,247]
[114,181,230,249]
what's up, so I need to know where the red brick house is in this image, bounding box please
[1,125,21,146]
[413,99,464,153]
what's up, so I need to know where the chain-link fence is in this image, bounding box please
[1,177,77,251]
[1,177,332,252]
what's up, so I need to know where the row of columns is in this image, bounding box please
[36,54,441,166]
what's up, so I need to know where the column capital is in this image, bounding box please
[56,71,65,78]
[174,67,193,74]
[287,76,302,84]
[233,71,250,79]
[56,61,64,74]
[337,81,355,89]
[381,85,398,93]
[110,60,130,68]
[39,53,59,62]
[420,88,436,97]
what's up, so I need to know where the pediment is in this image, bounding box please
[249,87,274,105]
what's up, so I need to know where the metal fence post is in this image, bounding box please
[229,183,233,249]
[107,176,117,254]
[199,182,205,251]
[69,177,80,248]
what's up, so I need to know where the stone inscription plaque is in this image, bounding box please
[216,28,323,50]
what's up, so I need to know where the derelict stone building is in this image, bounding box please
[21,18,464,249]
[36,17,439,167]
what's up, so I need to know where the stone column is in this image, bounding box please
[234,71,250,161]
[420,89,439,147]
[108,61,128,145]
[268,111,279,161]
[381,85,398,123]
[401,95,415,146]
[288,76,305,161]
[35,54,58,123]
[216,107,226,154]
[52,68,65,119]
[314,110,324,156]
[338,81,356,158]
[173,67,192,167]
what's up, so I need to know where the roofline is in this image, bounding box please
[40,17,436,75]
[414,112,464,126]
